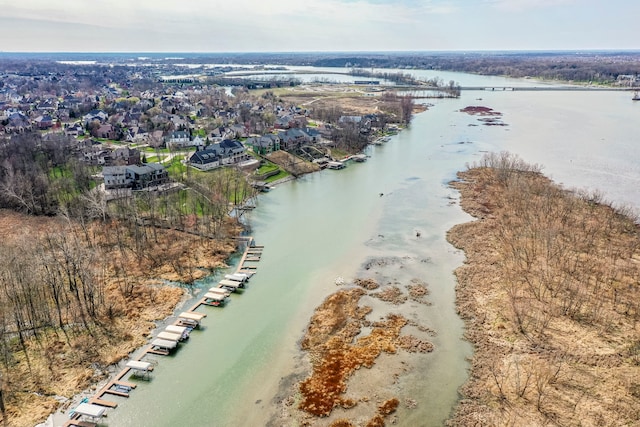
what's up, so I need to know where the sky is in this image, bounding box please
[0,0,638,52]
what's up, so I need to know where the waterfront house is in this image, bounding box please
[279,128,310,150]
[189,149,221,170]
[189,139,249,171]
[245,134,281,155]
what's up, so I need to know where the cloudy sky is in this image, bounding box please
[0,0,637,52]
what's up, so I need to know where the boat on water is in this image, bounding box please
[351,154,367,163]
[633,91,640,101]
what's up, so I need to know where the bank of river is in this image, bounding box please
[104,72,640,426]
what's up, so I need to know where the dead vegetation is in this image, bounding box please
[266,150,321,176]
[447,152,640,426]
[0,209,241,427]
[298,287,413,423]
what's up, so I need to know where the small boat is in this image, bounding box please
[633,91,640,101]
[351,154,367,162]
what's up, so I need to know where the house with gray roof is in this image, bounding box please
[126,163,169,190]
[189,139,249,171]
[165,130,191,148]
[245,134,281,155]
[103,166,130,189]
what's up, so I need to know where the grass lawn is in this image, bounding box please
[264,170,290,183]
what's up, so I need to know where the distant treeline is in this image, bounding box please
[310,52,640,84]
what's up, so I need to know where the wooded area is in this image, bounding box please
[0,129,251,426]
[447,153,640,426]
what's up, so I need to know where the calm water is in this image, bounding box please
[106,72,640,427]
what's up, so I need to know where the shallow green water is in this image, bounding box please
[105,74,640,427]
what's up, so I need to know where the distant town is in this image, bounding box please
[0,55,437,212]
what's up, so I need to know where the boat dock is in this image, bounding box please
[64,237,263,424]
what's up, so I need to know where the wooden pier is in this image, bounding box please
[65,237,263,421]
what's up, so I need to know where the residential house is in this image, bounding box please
[165,130,191,148]
[125,126,148,143]
[83,109,108,125]
[189,149,221,170]
[191,135,205,151]
[230,124,249,138]
[5,112,32,133]
[112,146,140,166]
[92,123,116,139]
[279,128,310,151]
[302,127,322,143]
[275,115,294,129]
[36,99,57,112]
[65,122,85,137]
[103,166,130,189]
[189,139,249,171]
[246,134,281,155]
[126,163,169,190]
[80,145,112,166]
[34,115,54,130]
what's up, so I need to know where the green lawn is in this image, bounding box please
[264,170,289,183]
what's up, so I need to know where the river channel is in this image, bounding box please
[106,71,640,427]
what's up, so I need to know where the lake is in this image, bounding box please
[105,70,640,426]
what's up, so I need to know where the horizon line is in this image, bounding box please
[2,49,640,55]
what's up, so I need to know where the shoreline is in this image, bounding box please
[446,159,640,426]
[17,108,414,427]
[0,210,242,427]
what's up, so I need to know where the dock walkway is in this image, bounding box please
[66,237,263,420]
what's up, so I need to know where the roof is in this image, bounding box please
[74,403,106,418]
[165,325,188,334]
[190,149,221,164]
[208,287,231,296]
[151,338,177,349]
[225,273,248,282]
[126,163,165,175]
[126,360,152,371]
[157,331,182,342]
[179,311,206,321]
[204,292,226,301]
[103,166,128,175]
[218,279,240,288]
